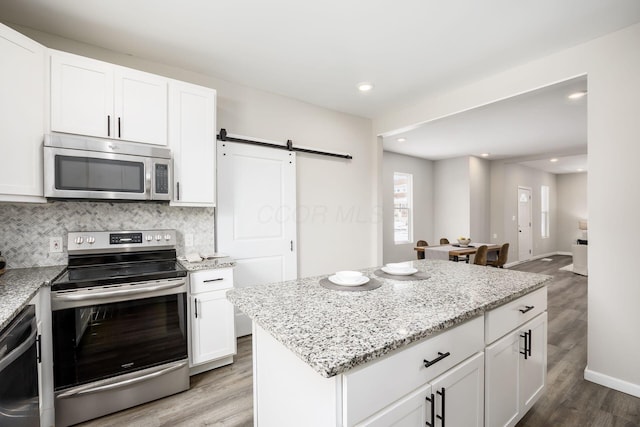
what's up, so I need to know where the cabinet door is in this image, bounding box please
[169,80,216,206]
[485,332,520,427]
[50,51,114,138]
[190,290,236,365]
[519,313,547,414]
[431,352,484,427]
[357,384,432,427]
[0,24,45,201]
[114,67,167,145]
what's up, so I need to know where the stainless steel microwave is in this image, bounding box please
[44,133,172,201]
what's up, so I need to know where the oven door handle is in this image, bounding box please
[53,280,185,302]
[0,318,37,371]
[57,360,187,399]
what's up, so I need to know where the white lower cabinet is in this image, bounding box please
[188,268,236,373]
[359,352,484,427]
[485,312,547,427]
[190,289,236,364]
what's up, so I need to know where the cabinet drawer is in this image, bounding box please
[190,268,233,293]
[343,315,484,426]
[485,286,547,345]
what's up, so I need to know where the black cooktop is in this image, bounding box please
[51,250,187,291]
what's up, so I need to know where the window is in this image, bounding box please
[393,172,413,244]
[541,185,550,238]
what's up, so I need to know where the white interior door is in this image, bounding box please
[216,140,297,337]
[518,187,533,261]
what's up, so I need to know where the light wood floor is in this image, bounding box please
[79,256,640,426]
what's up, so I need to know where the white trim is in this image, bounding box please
[557,251,572,256]
[584,367,640,398]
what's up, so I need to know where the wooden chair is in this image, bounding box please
[416,240,428,260]
[473,245,488,266]
[440,238,449,245]
[487,243,509,268]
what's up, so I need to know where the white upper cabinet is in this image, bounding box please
[0,23,46,202]
[50,52,113,139]
[114,68,167,145]
[169,80,216,206]
[50,50,167,145]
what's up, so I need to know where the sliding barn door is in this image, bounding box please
[216,141,297,336]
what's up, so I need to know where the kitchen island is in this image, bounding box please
[228,259,551,426]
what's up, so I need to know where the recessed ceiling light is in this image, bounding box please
[568,91,587,100]
[577,168,584,172]
[357,82,374,92]
[396,137,406,142]
[480,153,490,157]
[550,158,559,162]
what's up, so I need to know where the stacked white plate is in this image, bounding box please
[328,270,370,286]
[381,263,418,276]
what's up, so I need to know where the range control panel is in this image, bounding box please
[67,229,177,254]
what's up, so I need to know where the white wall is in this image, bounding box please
[469,156,491,243]
[15,26,377,277]
[433,157,470,242]
[489,162,557,260]
[374,23,640,397]
[557,173,588,253]
[382,151,434,263]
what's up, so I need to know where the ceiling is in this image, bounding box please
[0,1,637,174]
[383,76,589,173]
[0,1,639,120]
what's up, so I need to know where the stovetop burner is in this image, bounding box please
[51,229,187,291]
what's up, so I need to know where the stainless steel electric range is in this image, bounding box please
[50,229,189,427]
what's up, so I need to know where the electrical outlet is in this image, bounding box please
[493,233,497,239]
[49,237,63,253]
[185,234,194,247]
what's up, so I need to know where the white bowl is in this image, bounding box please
[335,270,363,283]
[457,238,471,246]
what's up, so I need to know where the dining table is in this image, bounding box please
[414,243,501,263]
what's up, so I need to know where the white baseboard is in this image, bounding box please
[584,367,640,398]
[557,251,572,256]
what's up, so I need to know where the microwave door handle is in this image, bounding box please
[146,160,152,199]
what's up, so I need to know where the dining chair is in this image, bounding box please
[473,245,488,266]
[416,240,428,260]
[440,238,449,245]
[487,243,509,268]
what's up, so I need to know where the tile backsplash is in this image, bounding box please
[0,201,215,268]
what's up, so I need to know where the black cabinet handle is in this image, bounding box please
[425,393,435,426]
[527,328,532,357]
[203,278,224,283]
[519,305,534,314]
[423,351,450,368]
[194,298,198,318]
[118,117,121,138]
[437,387,446,426]
[520,330,529,359]
[36,334,42,363]
[107,115,111,137]
[177,182,180,200]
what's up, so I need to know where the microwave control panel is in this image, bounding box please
[155,164,169,194]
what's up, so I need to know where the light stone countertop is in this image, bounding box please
[0,266,65,330]
[227,259,551,378]
[178,256,236,272]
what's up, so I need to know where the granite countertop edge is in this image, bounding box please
[178,257,236,272]
[227,261,552,378]
[0,265,66,331]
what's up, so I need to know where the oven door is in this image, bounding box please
[51,278,187,391]
[44,146,152,200]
